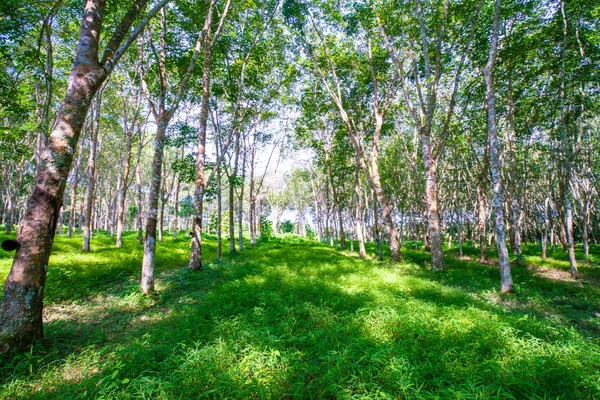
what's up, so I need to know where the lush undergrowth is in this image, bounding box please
[0,231,599,399]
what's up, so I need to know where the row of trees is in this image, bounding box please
[0,0,598,352]
[281,0,599,286]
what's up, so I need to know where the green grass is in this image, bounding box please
[0,231,599,399]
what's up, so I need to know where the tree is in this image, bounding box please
[484,0,512,293]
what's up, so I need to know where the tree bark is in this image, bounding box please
[141,119,168,293]
[484,0,512,293]
[189,4,215,271]
[477,148,489,262]
[422,134,444,270]
[353,169,366,258]
[82,95,101,253]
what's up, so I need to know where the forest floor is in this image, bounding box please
[0,231,599,399]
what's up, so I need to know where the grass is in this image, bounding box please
[0,230,599,399]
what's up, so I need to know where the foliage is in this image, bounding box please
[259,215,272,242]
[279,219,294,234]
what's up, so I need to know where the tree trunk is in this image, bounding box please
[237,136,246,252]
[373,192,383,261]
[484,0,512,293]
[422,135,444,271]
[217,165,223,260]
[141,119,168,293]
[190,9,214,271]
[116,134,133,247]
[511,199,524,266]
[82,96,101,253]
[249,152,256,245]
[559,1,578,279]
[353,169,366,258]
[477,152,489,262]
[67,149,83,238]
[136,140,144,245]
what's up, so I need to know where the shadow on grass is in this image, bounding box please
[0,237,599,399]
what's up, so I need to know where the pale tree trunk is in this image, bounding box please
[379,1,481,267]
[67,145,84,238]
[116,136,133,247]
[229,130,240,253]
[373,192,383,261]
[217,165,223,260]
[582,193,590,262]
[172,166,181,239]
[3,192,12,235]
[484,0,512,293]
[82,96,101,252]
[353,169,366,258]
[0,0,163,352]
[477,148,489,262]
[190,22,211,271]
[511,199,524,266]
[542,195,550,259]
[141,120,168,292]
[326,161,346,249]
[78,182,87,235]
[249,149,257,245]
[506,73,524,267]
[237,135,246,252]
[136,137,144,245]
[116,87,140,247]
[422,133,444,271]
[559,1,578,279]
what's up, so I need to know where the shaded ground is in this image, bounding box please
[0,232,599,399]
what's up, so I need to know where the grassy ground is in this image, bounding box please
[0,231,599,399]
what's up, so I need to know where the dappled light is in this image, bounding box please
[1,233,599,398]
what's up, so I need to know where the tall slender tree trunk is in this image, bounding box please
[248,150,256,245]
[136,139,144,245]
[67,152,82,238]
[116,133,133,247]
[141,120,168,293]
[237,136,246,252]
[484,0,512,293]
[477,149,489,262]
[172,171,180,239]
[422,134,444,271]
[217,165,223,260]
[3,195,12,235]
[582,194,590,262]
[511,199,524,266]
[326,162,346,250]
[83,96,102,253]
[354,169,366,258]
[190,6,215,271]
[158,178,167,242]
[559,1,578,279]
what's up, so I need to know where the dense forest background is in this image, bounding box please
[0,0,599,394]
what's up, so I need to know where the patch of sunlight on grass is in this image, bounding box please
[1,235,599,399]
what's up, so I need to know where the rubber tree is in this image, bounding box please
[484,0,513,293]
